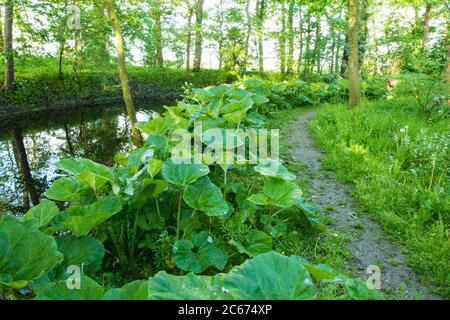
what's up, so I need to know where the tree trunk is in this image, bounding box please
[279,1,286,74]
[422,4,431,48]
[348,0,361,108]
[104,0,143,147]
[359,0,369,68]
[0,8,4,52]
[286,0,295,74]
[72,30,81,82]
[151,1,164,67]
[58,40,65,80]
[243,0,252,74]
[340,34,349,76]
[10,129,40,207]
[334,34,340,75]
[3,0,14,92]
[193,0,205,72]
[303,13,311,75]
[256,0,265,73]
[297,1,303,77]
[314,15,321,73]
[186,5,193,73]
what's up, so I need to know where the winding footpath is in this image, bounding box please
[285,111,440,300]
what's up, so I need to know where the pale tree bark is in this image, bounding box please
[151,0,164,67]
[422,3,431,47]
[297,1,303,77]
[3,0,14,92]
[186,4,194,73]
[314,14,321,73]
[243,0,251,74]
[286,0,295,74]
[193,0,205,72]
[104,0,143,147]
[0,8,4,52]
[256,0,265,73]
[359,0,369,68]
[217,0,225,70]
[279,1,287,74]
[348,0,361,108]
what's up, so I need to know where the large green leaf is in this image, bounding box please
[0,218,63,288]
[102,280,149,300]
[341,278,385,300]
[248,178,303,208]
[34,276,104,300]
[136,115,172,135]
[55,236,105,275]
[183,177,229,216]
[229,230,272,257]
[62,195,123,236]
[254,160,296,181]
[173,231,227,273]
[148,272,225,300]
[220,98,254,114]
[161,159,209,187]
[22,200,60,229]
[44,177,86,202]
[56,158,114,191]
[223,251,316,300]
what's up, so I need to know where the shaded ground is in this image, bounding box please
[284,111,440,300]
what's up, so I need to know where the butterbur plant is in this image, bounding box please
[0,80,383,300]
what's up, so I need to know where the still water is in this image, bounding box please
[0,104,163,214]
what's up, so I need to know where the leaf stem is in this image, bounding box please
[176,186,184,239]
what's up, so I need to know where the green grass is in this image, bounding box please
[310,97,450,297]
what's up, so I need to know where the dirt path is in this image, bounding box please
[285,111,439,300]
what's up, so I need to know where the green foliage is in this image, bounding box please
[0,217,63,289]
[0,80,384,300]
[311,98,450,297]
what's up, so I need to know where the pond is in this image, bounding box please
[0,103,164,214]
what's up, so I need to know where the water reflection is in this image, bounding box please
[0,105,160,214]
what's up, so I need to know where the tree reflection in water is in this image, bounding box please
[0,106,157,214]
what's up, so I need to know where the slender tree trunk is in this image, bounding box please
[359,0,369,68]
[297,2,303,77]
[0,8,4,52]
[58,40,65,80]
[10,129,40,207]
[314,15,321,73]
[348,0,361,108]
[422,4,431,48]
[193,0,205,72]
[186,6,193,73]
[286,0,295,74]
[216,0,225,71]
[72,30,81,82]
[256,0,265,73]
[304,13,312,76]
[151,1,164,67]
[279,1,286,74]
[335,34,340,75]
[340,34,349,76]
[104,0,143,147]
[3,0,14,92]
[243,0,252,74]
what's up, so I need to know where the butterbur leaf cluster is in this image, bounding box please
[0,79,384,300]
